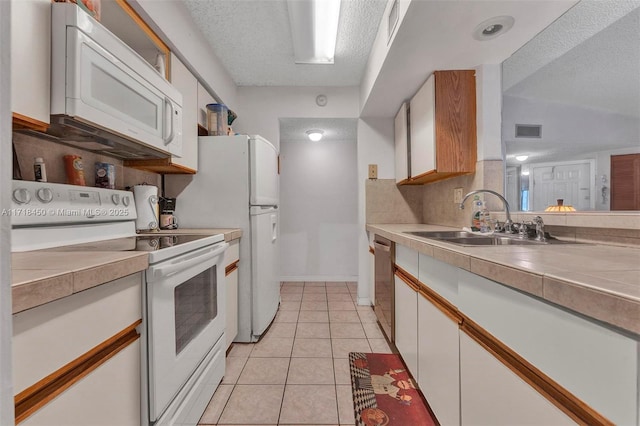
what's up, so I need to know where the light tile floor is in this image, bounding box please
[198,281,392,426]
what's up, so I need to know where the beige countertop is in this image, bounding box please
[367,223,640,335]
[11,228,242,314]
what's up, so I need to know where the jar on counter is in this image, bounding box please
[63,155,86,186]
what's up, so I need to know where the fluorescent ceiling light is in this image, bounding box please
[306,130,324,141]
[288,0,341,64]
[515,155,529,162]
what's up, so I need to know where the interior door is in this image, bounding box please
[531,161,593,210]
[250,206,279,338]
[611,153,640,210]
[250,136,279,206]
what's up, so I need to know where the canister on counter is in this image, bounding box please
[95,162,115,189]
[63,155,86,186]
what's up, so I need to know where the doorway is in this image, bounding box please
[611,153,640,210]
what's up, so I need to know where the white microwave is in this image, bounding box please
[49,3,182,159]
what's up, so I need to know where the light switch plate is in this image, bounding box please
[368,164,378,179]
[454,187,464,203]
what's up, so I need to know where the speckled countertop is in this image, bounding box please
[11,228,242,314]
[367,224,640,335]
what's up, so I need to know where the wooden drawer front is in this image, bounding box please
[226,269,239,349]
[20,340,141,426]
[13,274,142,394]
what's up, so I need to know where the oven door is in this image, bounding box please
[146,241,227,422]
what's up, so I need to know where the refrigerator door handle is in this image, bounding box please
[271,214,277,242]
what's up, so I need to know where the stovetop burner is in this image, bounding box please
[49,234,214,252]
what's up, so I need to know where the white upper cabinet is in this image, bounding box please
[394,102,410,183]
[399,70,477,185]
[11,0,51,130]
[170,53,198,172]
[409,75,436,178]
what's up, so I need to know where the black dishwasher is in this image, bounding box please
[373,236,394,342]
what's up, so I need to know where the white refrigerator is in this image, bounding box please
[166,135,279,342]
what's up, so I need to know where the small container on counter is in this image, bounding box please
[63,155,86,186]
[95,162,115,189]
[206,103,228,136]
[34,157,47,182]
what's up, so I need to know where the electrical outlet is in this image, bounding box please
[453,187,464,204]
[368,164,378,179]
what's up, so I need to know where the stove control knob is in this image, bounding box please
[111,194,120,205]
[36,188,54,203]
[13,188,31,205]
[122,196,130,207]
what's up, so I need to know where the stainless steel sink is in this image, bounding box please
[405,231,477,239]
[404,231,581,246]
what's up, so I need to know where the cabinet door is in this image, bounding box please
[394,275,418,376]
[409,74,436,178]
[11,0,51,127]
[170,53,198,171]
[197,83,217,128]
[417,294,460,426]
[21,341,141,426]
[394,103,409,183]
[460,332,574,426]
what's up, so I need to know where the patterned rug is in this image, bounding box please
[349,352,438,426]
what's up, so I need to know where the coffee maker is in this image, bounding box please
[159,197,178,230]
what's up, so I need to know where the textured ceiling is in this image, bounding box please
[183,0,387,86]
[279,118,357,142]
[502,3,640,166]
[504,2,640,117]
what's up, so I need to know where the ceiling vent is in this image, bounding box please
[515,124,542,138]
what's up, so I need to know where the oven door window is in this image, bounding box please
[174,265,218,354]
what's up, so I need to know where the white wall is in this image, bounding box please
[1,0,14,422]
[356,117,395,305]
[279,138,358,281]
[236,86,360,150]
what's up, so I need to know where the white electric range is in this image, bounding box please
[11,180,227,426]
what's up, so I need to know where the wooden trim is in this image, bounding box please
[417,282,463,325]
[123,158,196,175]
[369,246,375,255]
[15,320,142,424]
[225,260,239,276]
[12,113,48,132]
[407,170,473,185]
[460,317,613,426]
[113,0,171,80]
[393,265,420,292]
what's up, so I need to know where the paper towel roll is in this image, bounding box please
[133,185,159,231]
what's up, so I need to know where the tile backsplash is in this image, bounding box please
[13,132,161,190]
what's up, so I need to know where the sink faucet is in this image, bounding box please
[533,216,546,242]
[459,189,514,233]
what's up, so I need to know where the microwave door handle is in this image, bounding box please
[149,243,228,279]
[163,97,175,145]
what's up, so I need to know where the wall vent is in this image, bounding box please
[515,124,542,138]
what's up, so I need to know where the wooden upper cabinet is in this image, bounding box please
[11,0,51,131]
[404,70,477,185]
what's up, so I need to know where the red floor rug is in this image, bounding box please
[349,352,438,426]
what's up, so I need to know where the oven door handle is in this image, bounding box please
[148,242,228,280]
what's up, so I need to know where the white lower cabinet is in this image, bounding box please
[394,275,418,376]
[225,239,240,349]
[417,294,460,426]
[459,332,574,426]
[21,341,141,426]
[13,274,142,425]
